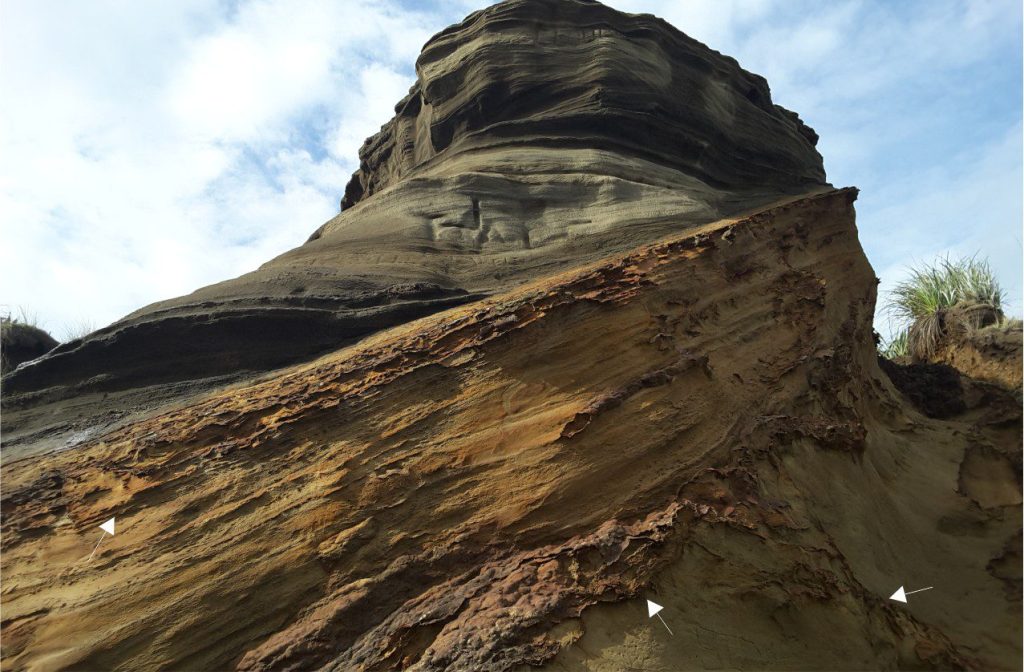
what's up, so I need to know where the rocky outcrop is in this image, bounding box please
[1,0,824,404]
[2,191,1020,670]
[341,0,823,208]
[2,2,1019,671]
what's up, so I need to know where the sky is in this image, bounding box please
[1,0,1021,341]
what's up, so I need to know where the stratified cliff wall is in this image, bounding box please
[2,0,825,405]
[341,0,823,207]
[2,2,1019,671]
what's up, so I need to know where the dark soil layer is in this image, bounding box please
[878,357,966,419]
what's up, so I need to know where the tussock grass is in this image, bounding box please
[1,306,41,329]
[2,307,96,343]
[879,329,909,359]
[1,306,58,374]
[884,256,1006,360]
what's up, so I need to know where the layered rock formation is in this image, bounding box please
[2,0,823,401]
[3,190,1020,670]
[2,1,1020,671]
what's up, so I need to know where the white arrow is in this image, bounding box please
[646,600,673,635]
[889,585,932,603]
[87,517,116,561]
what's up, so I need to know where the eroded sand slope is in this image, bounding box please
[3,191,1019,670]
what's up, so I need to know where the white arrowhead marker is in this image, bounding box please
[890,585,932,603]
[87,517,117,561]
[646,600,673,635]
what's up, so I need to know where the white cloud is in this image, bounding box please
[612,0,775,51]
[168,1,343,143]
[0,0,440,334]
[327,63,413,164]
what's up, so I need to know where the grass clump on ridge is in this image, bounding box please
[1,306,59,374]
[884,255,1006,360]
[1,306,41,329]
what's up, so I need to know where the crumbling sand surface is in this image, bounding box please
[933,323,1023,392]
[2,191,1020,670]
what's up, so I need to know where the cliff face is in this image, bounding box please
[341,0,823,207]
[1,0,823,405]
[2,1,1020,671]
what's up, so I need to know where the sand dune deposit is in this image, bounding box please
[2,1,1020,670]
